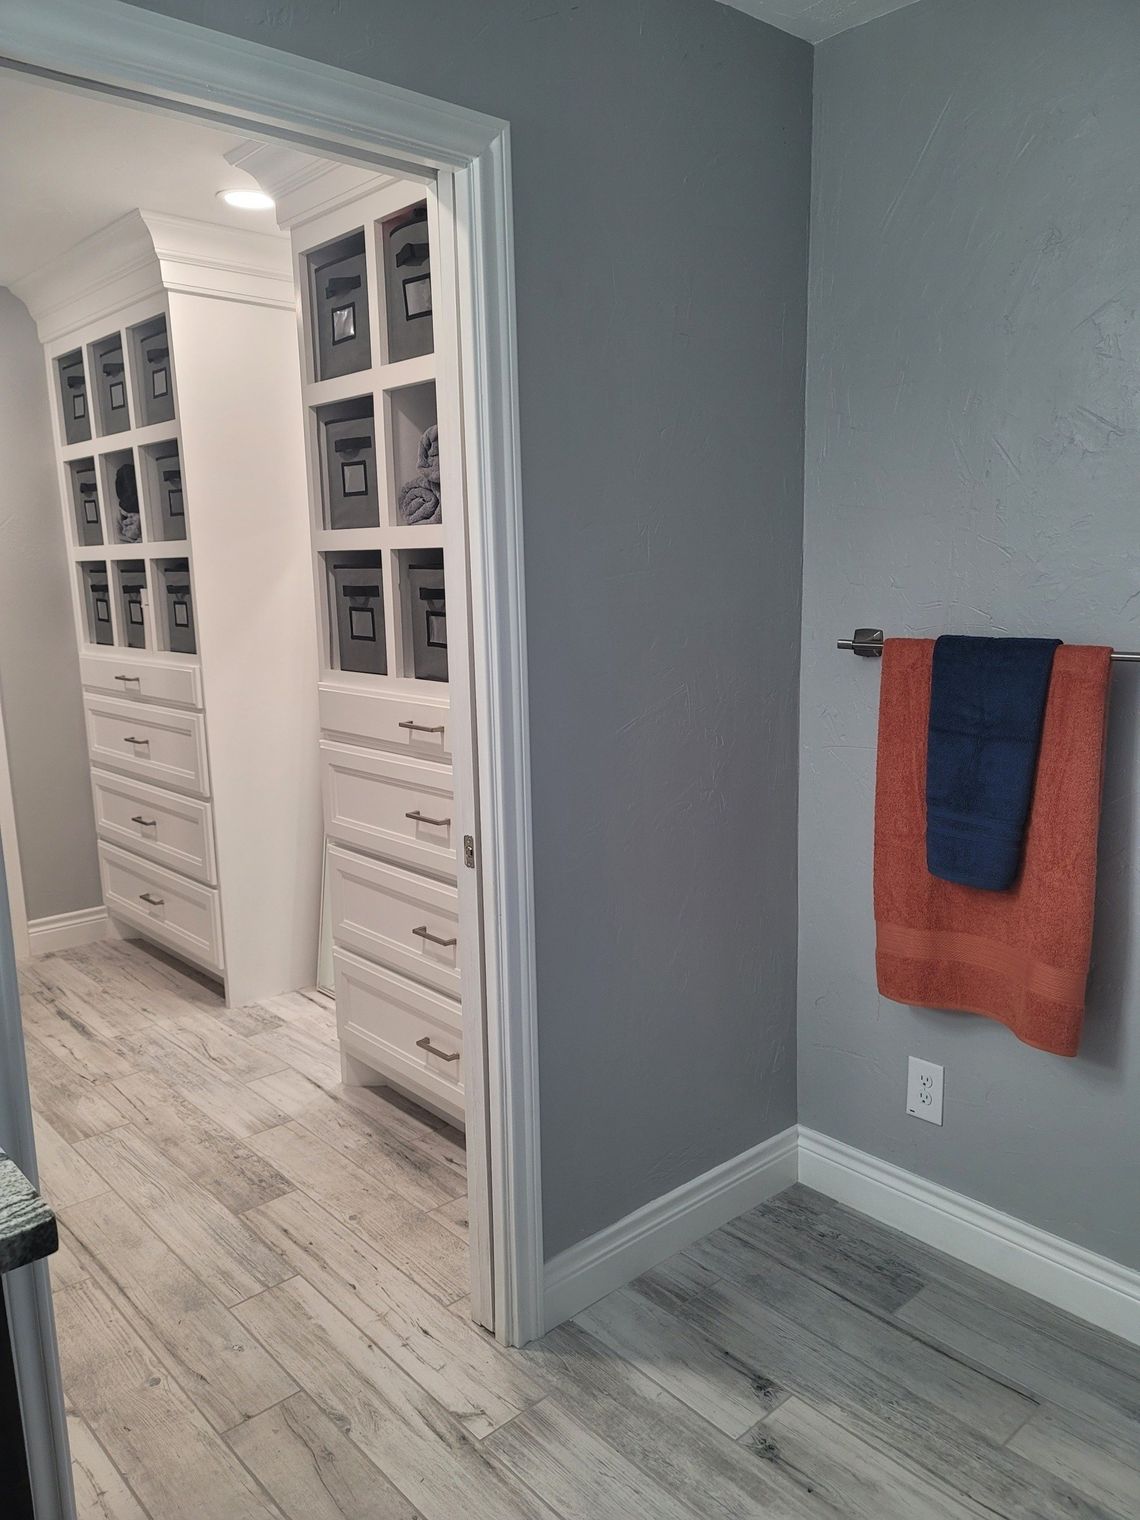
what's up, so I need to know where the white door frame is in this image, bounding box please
[0,0,544,1364]
[0,687,30,960]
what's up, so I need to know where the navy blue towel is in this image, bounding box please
[926,636,1061,890]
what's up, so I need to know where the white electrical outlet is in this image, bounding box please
[906,1057,944,1125]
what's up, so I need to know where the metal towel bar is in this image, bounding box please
[838,629,1140,663]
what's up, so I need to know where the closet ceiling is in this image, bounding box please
[718,0,924,43]
[0,69,286,287]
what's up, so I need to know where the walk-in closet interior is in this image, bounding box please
[0,63,492,1458]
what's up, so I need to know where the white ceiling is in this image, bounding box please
[0,69,286,288]
[718,0,925,44]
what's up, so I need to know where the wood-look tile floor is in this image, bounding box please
[21,940,1140,1520]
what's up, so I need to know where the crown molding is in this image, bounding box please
[226,139,401,231]
[13,207,294,342]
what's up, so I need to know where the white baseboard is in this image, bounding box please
[799,1127,1140,1349]
[27,906,115,956]
[543,1124,798,1331]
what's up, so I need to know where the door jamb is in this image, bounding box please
[0,0,543,1362]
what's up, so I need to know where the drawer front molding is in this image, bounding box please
[84,692,210,797]
[91,768,216,884]
[334,948,463,1122]
[319,683,451,762]
[328,843,461,999]
[80,650,202,709]
[321,741,456,880]
[99,842,223,973]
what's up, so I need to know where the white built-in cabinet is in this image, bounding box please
[18,210,322,1007]
[234,146,485,1131]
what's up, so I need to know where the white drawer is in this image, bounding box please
[99,842,223,974]
[319,683,451,763]
[91,769,216,885]
[321,742,456,881]
[84,693,210,797]
[328,844,460,1000]
[80,651,202,709]
[334,949,463,1123]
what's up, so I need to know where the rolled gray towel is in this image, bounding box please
[398,474,441,525]
[417,424,440,484]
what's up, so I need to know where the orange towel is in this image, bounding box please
[874,639,1112,1056]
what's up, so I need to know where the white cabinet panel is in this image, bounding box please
[328,844,460,1000]
[91,768,216,884]
[80,650,202,709]
[84,693,210,797]
[321,742,456,880]
[99,842,223,973]
[334,948,463,1123]
[319,682,451,762]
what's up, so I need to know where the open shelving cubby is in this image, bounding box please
[297,181,448,694]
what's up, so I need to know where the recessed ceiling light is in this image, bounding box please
[217,188,275,212]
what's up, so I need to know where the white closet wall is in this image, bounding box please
[15,210,323,1006]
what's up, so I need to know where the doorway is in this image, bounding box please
[0,5,541,1515]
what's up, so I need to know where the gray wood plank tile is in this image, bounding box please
[234,1276,558,1520]
[1008,1403,1140,1520]
[430,1194,469,1240]
[750,1397,991,1519]
[643,1259,1117,1520]
[111,1027,291,1139]
[226,1392,422,1520]
[685,1226,1034,1439]
[67,1411,150,1520]
[247,1123,467,1305]
[75,1127,292,1307]
[160,1011,289,1083]
[248,1023,343,1091]
[243,1189,547,1437]
[110,1071,294,1214]
[576,1281,784,1436]
[32,1111,109,1210]
[898,1281,1140,1427]
[518,1323,835,1520]
[730,1185,927,1313]
[485,1396,710,1520]
[65,1189,297,1433]
[55,1279,283,1520]
[23,1035,132,1144]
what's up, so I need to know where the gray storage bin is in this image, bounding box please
[406,556,448,682]
[92,335,131,435]
[161,560,196,654]
[330,552,386,674]
[118,562,147,650]
[309,231,371,380]
[131,316,176,427]
[320,400,379,529]
[57,350,91,445]
[382,201,433,364]
[82,564,114,646]
[153,445,186,541]
[70,460,102,546]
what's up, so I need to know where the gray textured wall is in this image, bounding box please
[125,0,813,1257]
[801,0,1140,1268]
[0,289,102,922]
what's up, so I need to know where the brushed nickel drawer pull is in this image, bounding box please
[130,815,157,827]
[398,720,445,734]
[123,735,150,745]
[139,892,164,906]
[413,925,458,948]
[114,673,141,683]
[405,810,451,827]
[416,1036,459,1062]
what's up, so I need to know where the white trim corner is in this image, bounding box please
[543,1125,798,1332]
[799,1127,1140,1349]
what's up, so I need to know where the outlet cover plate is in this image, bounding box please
[906,1057,944,1125]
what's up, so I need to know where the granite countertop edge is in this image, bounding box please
[0,1149,58,1274]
